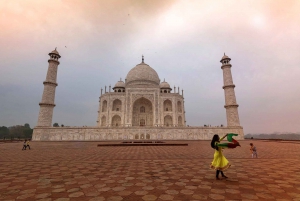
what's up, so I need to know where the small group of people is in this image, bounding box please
[210,133,257,180]
[22,139,30,150]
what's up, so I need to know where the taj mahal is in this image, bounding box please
[97,56,185,128]
[32,49,244,141]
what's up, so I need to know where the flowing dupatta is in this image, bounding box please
[217,133,240,149]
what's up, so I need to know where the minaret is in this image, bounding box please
[220,53,240,127]
[36,48,61,127]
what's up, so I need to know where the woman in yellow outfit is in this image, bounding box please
[210,134,231,180]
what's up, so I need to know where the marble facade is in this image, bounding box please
[33,50,244,141]
[32,126,244,141]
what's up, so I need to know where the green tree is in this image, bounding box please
[0,126,9,139]
[23,128,33,139]
[8,124,33,139]
[9,125,24,139]
[53,123,59,127]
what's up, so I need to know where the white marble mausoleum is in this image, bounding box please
[32,49,244,141]
[97,56,185,128]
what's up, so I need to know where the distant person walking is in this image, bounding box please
[250,143,257,158]
[26,140,30,150]
[210,134,230,180]
[26,139,31,150]
[22,140,27,150]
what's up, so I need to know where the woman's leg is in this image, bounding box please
[216,170,220,179]
[221,171,228,178]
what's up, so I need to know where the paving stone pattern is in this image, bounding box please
[1,140,300,200]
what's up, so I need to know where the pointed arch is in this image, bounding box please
[112,99,122,111]
[164,115,173,127]
[112,115,121,127]
[101,116,106,127]
[132,97,153,126]
[178,116,183,126]
[102,100,107,112]
[164,100,172,111]
[177,101,182,112]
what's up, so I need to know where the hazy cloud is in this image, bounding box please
[1,0,300,133]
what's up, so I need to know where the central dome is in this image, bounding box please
[125,62,160,86]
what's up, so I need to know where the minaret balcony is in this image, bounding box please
[222,84,235,89]
[48,59,60,64]
[224,104,239,108]
[39,102,56,107]
[43,81,58,86]
[221,64,232,69]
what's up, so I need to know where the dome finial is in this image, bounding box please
[164,78,165,82]
[142,55,144,63]
[120,78,122,81]
[224,52,225,56]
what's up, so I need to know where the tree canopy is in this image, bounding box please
[0,124,33,139]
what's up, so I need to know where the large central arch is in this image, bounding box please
[132,97,153,126]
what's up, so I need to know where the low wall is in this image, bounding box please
[32,126,244,141]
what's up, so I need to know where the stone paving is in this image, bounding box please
[1,140,300,201]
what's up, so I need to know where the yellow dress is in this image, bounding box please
[210,136,231,171]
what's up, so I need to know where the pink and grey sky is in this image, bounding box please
[0,0,300,134]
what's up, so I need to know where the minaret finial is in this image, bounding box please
[120,78,122,81]
[164,78,165,82]
[142,55,144,63]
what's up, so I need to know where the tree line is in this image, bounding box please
[0,123,33,140]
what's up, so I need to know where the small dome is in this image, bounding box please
[160,81,171,89]
[113,80,125,89]
[220,53,230,62]
[50,48,60,55]
[126,62,160,86]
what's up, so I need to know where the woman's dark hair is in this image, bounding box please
[211,134,220,150]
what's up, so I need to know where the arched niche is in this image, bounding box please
[178,116,183,126]
[101,116,106,127]
[112,115,121,127]
[164,115,173,127]
[140,119,145,126]
[132,97,153,126]
[164,100,172,111]
[102,100,107,112]
[112,99,122,111]
[177,101,182,112]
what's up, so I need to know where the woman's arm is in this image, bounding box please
[219,133,228,141]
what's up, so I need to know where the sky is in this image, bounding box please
[0,0,300,134]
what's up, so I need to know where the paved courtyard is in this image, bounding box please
[1,140,300,201]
